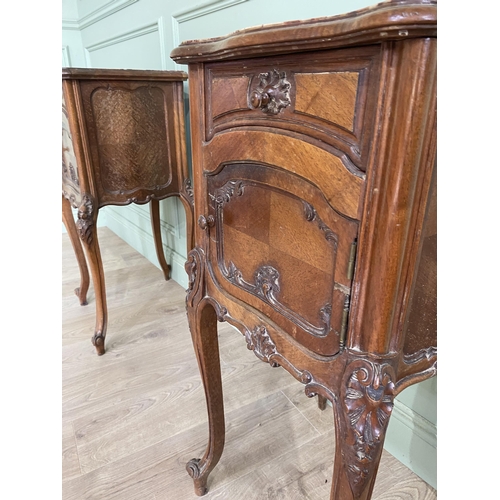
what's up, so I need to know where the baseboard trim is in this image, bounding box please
[384,399,437,489]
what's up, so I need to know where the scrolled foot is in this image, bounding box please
[92,331,105,356]
[74,287,88,306]
[186,458,208,496]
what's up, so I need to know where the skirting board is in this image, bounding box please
[104,205,189,289]
[384,398,437,489]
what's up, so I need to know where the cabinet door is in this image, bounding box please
[205,160,359,357]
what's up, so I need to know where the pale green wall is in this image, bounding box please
[62,0,437,489]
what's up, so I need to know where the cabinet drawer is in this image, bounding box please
[205,46,381,171]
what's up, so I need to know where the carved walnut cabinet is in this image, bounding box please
[62,68,194,355]
[171,1,437,498]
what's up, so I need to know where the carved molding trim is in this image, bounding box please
[241,323,334,393]
[210,179,245,204]
[249,70,291,115]
[226,261,332,337]
[341,358,396,496]
[76,194,95,245]
[185,247,205,307]
[403,346,437,365]
[184,178,194,204]
[210,180,334,338]
[302,201,338,246]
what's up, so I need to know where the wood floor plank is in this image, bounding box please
[62,227,437,499]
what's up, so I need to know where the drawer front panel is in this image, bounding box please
[62,90,82,207]
[205,161,359,357]
[205,46,381,171]
[203,130,363,220]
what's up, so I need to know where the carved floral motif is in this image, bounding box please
[249,70,291,115]
[245,325,278,364]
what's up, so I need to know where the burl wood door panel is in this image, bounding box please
[206,161,359,357]
[78,80,180,206]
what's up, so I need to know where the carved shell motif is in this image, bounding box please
[343,360,395,494]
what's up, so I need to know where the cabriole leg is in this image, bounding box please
[150,199,171,281]
[186,300,226,496]
[62,195,89,306]
[76,194,107,355]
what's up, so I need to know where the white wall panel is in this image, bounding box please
[85,19,166,69]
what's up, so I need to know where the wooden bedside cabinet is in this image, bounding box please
[62,68,194,355]
[171,0,437,498]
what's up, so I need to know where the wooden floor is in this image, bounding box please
[62,227,437,500]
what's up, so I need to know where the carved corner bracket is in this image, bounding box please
[185,247,205,307]
[76,194,95,245]
[339,357,396,496]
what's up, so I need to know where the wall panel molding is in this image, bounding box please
[171,0,249,49]
[62,18,80,31]
[84,18,167,68]
[62,46,71,66]
[80,0,140,29]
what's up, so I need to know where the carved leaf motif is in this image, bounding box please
[76,194,94,245]
[211,180,245,205]
[249,70,291,115]
[245,326,277,363]
[254,265,281,298]
[302,201,338,245]
[342,360,396,495]
[184,178,194,203]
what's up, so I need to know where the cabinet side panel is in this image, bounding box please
[403,165,437,355]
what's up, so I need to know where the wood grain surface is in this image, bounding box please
[62,227,436,500]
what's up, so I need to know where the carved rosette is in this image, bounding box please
[249,70,291,115]
[341,359,396,496]
[76,194,95,245]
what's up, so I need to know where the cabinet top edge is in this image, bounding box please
[62,68,188,81]
[170,0,436,64]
